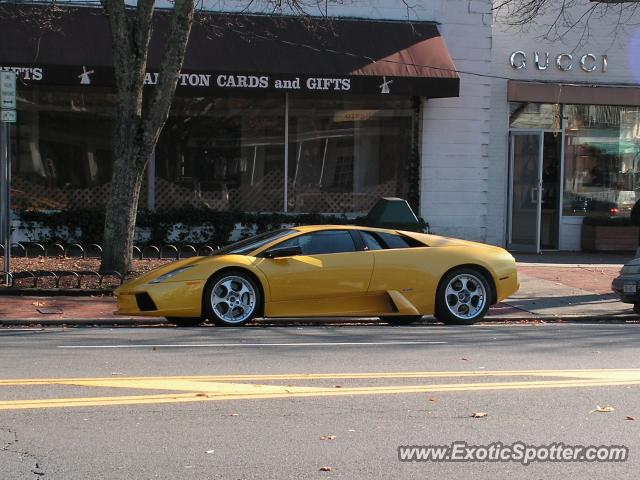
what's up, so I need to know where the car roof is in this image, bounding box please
[291,224,399,234]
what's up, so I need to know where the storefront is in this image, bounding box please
[0,4,461,218]
[491,7,640,252]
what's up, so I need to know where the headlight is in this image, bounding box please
[621,265,640,275]
[149,266,194,284]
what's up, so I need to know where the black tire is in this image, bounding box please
[634,303,640,315]
[168,317,203,327]
[204,270,262,327]
[435,268,492,325]
[382,315,422,326]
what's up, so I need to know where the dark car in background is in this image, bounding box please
[612,258,640,313]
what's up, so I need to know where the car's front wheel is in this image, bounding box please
[204,271,262,327]
[168,317,203,327]
[435,268,491,325]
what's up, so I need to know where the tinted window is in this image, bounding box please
[361,231,384,251]
[276,230,356,255]
[220,229,295,255]
[377,232,412,249]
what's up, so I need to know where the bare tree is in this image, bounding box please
[96,0,333,274]
[493,0,640,44]
[99,0,195,274]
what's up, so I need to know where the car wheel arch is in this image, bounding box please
[201,267,266,317]
[436,264,497,306]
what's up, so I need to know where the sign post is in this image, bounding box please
[0,71,16,285]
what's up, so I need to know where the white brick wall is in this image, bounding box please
[421,0,493,242]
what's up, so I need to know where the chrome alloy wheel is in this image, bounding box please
[210,275,257,324]
[444,273,487,320]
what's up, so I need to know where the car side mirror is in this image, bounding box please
[264,245,302,259]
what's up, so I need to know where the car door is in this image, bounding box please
[254,229,374,314]
[362,230,438,313]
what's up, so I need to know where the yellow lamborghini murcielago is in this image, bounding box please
[115,225,519,327]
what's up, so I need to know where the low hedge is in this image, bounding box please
[582,216,636,227]
[16,207,353,246]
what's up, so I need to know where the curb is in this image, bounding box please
[1,315,637,327]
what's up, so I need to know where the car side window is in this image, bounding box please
[360,231,384,251]
[376,232,424,249]
[276,230,356,255]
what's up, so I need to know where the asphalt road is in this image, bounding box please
[0,323,639,479]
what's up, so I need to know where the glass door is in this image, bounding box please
[508,132,543,252]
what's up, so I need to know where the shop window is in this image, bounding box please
[563,105,640,217]
[155,95,286,212]
[12,87,116,210]
[509,102,558,130]
[287,96,414,213]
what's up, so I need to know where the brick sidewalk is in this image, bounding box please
[518,265,619,296]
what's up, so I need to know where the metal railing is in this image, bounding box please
[0,242,220,260]
[0,242,220,289]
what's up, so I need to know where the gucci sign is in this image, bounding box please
[509,51,608,72]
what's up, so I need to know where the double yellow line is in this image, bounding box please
[1,369,638,411]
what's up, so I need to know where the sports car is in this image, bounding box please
[115,225,519,327]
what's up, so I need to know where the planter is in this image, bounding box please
[581,224,639,252]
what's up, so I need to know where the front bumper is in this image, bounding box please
[611,275,640,304]
[115,280,204,317]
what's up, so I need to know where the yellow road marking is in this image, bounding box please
[2,368,640,385]
[0,369,638,411]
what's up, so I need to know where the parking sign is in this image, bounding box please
[0,71,16,110]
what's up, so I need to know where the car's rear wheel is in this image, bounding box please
[382,315,422,326]
[204,271,262,327]
[168,317,203,327]
[435,268,491,325]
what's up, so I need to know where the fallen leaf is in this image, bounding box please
[319,466,333,472]
[471,412,488,418]
[229,413,239,416]
[195,393,209,398]
[334,385,343,388]
[625,416,635,421]
[320,435,336,441]
[152,347,158,351]
[428,397,437,403]
[461,358,469,361]
[205,449,215,454]
[591,405,615,413]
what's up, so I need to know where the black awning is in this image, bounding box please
[0,5,459,97]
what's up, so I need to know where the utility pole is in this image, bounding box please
[0,71,16,285]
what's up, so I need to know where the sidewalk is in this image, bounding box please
[0,252,634,325]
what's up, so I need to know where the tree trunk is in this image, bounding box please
[99,0,194,274]
[101,148,146,274]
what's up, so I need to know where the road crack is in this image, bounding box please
[1,426,46,477]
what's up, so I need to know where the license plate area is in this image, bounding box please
[623,283,637,294]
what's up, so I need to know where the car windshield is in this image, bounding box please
[214,229,296,256]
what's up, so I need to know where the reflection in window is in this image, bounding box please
[509,102,557,130]
[563,105,640,216]
[12,87,116,209]
[156,95,285,211]
[287,96,414,213]
[277,230,356,255]
[361,231,383,250]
